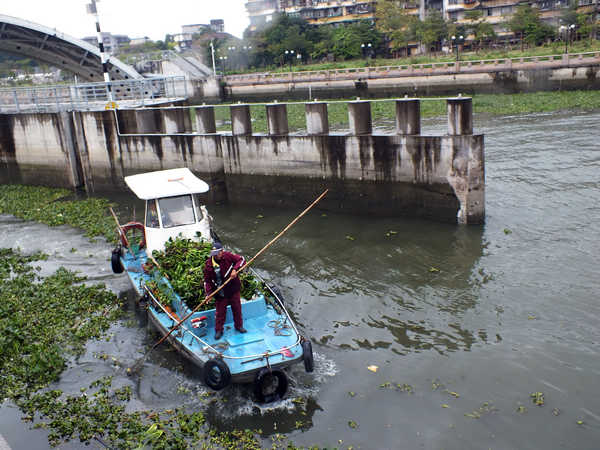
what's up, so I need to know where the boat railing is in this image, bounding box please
[142,283,302,361]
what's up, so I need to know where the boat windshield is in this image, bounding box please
[158,195,196,228]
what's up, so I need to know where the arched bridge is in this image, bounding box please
[0,14,142,81]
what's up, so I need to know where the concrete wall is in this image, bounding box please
[223,66,600,101]
[0,98,485,224]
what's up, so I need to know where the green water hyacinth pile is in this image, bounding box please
[152,237,269,311]
[0,248,272,448]
[0,185,116,242]
[0,248,121,399]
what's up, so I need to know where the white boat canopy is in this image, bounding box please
[124,168,210,200]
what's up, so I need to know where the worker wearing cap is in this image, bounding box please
[203,242,247,340]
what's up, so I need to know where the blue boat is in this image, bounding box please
[110,168,313,402]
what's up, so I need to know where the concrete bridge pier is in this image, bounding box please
[195,105,217,134]
[445,97,484,225]
[396,98,421,135]
[230,104,252,136]
[266,103,289,135]
[162,108,192,134]
[348,100,372,135]
[447,96,473,135]
[305,102,329,135]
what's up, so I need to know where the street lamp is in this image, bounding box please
[451,35,464,62]
[361,43,373,63]
[559,24,576,54]
[284,50,295,71]
[218,55,228,73]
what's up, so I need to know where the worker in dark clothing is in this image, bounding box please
[203,242,247,340]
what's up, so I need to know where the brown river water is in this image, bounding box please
[1,110,599,449]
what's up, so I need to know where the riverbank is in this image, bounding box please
[212,89,600,133]
[226,42,600,75]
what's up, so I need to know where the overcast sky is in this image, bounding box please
[1,0,250,40]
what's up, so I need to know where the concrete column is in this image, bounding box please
[195,105,216,134]
[116,110,138,134]
[161,108,191,134]
[348,100,372,135]
[135,109,162,133]
[266,103,289,135]
[305,102,329,135]
[447,97,473,135]
[230,104,252,136]
[58,111,82,189]
[395,99,421,135]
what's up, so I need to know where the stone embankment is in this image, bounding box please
[0,97,484,224]
[223,51,600,100]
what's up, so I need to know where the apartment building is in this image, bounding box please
[246,0,597,43]
[447,0,598,41]
[246,0,377,30]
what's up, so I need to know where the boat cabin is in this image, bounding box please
[124,168,213,256]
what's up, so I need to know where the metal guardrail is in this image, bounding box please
[0,76,188,113]
[224,51,600,85]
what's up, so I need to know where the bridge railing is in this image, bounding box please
[0,76,188,113]
[224,51,600,85]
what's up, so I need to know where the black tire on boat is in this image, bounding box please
[111,249,124,274]
[254,368,288,403]
[203,358,231,391]
[302,340,314,373]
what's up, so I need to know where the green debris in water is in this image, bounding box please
[346,235,355,241]
[445,390,460,398]
[429,267,440,273]
[348,420,358,429]
[397,384,414,394]
[503,228,513,235]
[0,185,117,243]
[465,401,497,419]
[530,392,545,406]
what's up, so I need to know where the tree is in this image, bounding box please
[577,12,598,44]
[330,21,383,60]
[464,11,497,50]
[248,14,314,67]
[508,4,554,50]
[474,21,497,50]
[417,10,448,53]
[375,0,419,57]
[560,0,579,28]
